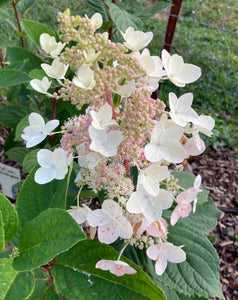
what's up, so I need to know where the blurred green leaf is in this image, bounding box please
[0,105,32,128]
[109,3,143,32]
[22,19,54,46]
[135,1,171,20]
[0,69,30,88]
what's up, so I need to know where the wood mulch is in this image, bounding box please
[187,148,238,300]
[0,124,237,299]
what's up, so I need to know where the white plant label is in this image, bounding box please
[0,163,21,198]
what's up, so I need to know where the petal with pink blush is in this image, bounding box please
[96,259,136,276]
[155,255,167,276]
[98,224,118,244]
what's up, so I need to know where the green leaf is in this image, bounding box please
[18,0,36,15]
[22,149,38,174]
[0,0,11,9]
[109,3,143,32]
[0,105,32,128]
[122,198,223,299]
[28,268,49,300]
[155,226,223,299]
[6,47,43,73]
[0,69,30,88]
[0,212,4,252]
[85,0,110,22]
[0,193,18,242]
[207,235,217,245]
[52,264,153,300]
[157,283,209,300]
[13,208,86,271]
[135,2,171,20]
[16,165,72,229]
[14,115,29,141]
[172,170,209,205]
[22,19,54,47]
[28,68,46,80]
[45,285,66,299]
[112,93,121,108]
[5,147,29,164]
[4,271,35,300]
[130,166,138,186]
[0,35,10,51]
[0,258,17,299]
[55,239,165,300]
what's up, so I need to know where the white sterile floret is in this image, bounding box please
[144,121,186,164]
[89,125,124,157]
[67,204,91,224]
[162,49,201,87]
[126,184,173,222]
[116,80,136,97]
[183,135,205,158]
[169,92,198,127]
[90,103,117,130]
[34,148,72,184]
[137,163,169,197]
[41,58,68,79]
[133,49,166,79]
[121,27,153,52]
[73,64,96,90]
[76,144,99,169]
[88,13,103,30]
[40,33,66,58]
[146,242,186,275]
[83,48,101,64]
[87,199,133,244]
[21,112,59,148]
[192,115,215,137]
[30,77,52,97]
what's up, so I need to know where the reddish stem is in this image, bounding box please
[12,1,25,48]
[105,90,118,121]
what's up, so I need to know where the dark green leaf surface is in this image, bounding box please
[56,239,165,300]
[5,147,29,164]
[6,47,43,73]
[22,149,38,174]
[0,193,19,242]
[0,0,12,9]
[13,208,86,271]
[0,105,32,128]
[18,0,36,15]
[22,19,54,46]
[0,212,4,252]
[0,69,30,88]
[16,165,72,229]
[4,271,35,300]
[0,258,17,299]
[85,0,110,21]
[109,3,143,32]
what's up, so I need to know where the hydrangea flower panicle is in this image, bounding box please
[146,242,186,275]
[96,259,136,276]
[21,112,59,148]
